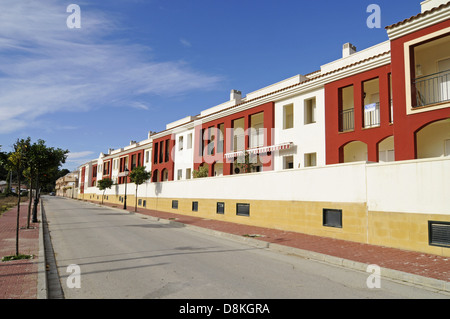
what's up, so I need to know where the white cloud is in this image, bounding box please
[0,0,222,134]
[180,38,192,48]
[67,151,95,159]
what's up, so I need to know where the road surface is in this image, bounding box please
[43,196,449,300]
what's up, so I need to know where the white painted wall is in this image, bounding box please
[173,127,195,180]
[273,88,326,170]
[366,157,450,214]
[89,157,450,216]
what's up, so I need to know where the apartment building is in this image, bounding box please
[77,0,450,257]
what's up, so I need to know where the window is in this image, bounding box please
[363,78,380,128]
[165,139,170,162]
[283,156,294,169]
[131,154,137,170]
[154,142,159,164]
[187,133,193,149]
[143,200,146,208]
[192,201,198,212]
[304,153,317,167]
[172,200,178,209]
[236,203,250,216]
[145,150,149,163]
[177,169,182,180]
[216,202,225,214]
[283,104,294,129]
[410,33,450,108]
[304,97,316,124]
[339,85,354,132]
[323,209,342,228]
[178,136,184,151]
[207,127,215,155]
[159,141,163,163]
[250,113,264,148]
[233,118,245,151]
[217,124,224,153]
[445,139,450,156]
[186,168,191,179]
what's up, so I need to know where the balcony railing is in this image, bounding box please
[339,108,354,132]
[363,102,380,128]
[413,69,450,107]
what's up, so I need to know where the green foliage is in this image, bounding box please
[129,166,151,185]
[192,164,209,178]
[2,254,33,262]
[97,177,114,205]
[97,177,114,191]
[235,151,256,174]
[129,166,151,212]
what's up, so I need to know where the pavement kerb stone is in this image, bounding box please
[73,199,450,294]
[37,199,48,299]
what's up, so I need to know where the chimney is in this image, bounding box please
[421,0,448,12]
[230,90,242,103]
[342,43,357,58]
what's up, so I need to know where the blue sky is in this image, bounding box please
[0,0,420,171]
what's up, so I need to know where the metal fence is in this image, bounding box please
[414,69,450,107]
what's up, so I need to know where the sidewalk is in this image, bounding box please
[0,198,449,299]
[0,203,41,299]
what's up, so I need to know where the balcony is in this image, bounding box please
[363,102,380,128]
[339,108,354,132]
[413,69,450,108]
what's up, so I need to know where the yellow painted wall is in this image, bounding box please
[78,193,450,257]
[369,211,450,257]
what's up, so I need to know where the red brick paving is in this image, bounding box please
[0,203,40,299]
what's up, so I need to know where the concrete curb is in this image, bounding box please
[36,199,47,299]
[77,199,450,295]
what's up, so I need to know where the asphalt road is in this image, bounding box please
[43,196,449,300]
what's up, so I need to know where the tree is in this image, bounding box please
[0,146,9,182]
[235,151,256,174]
[25,139,68,223]
[8,138,31,257]
[129,166,151,212]
[192,164,209,178]
[97,178,113,205]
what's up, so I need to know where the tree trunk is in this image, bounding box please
[27,175,33,229]
[135,184,138,212]
[16,175,21,256]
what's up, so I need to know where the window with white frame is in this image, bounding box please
[304,97,316,124]
[304,153,317,167]
[283,104,294,129]
[187,133,193,149]
[283,155,294,169]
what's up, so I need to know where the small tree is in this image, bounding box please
[235,151,256,174]
[192,164,209,178]
[129,166,151,212]
[97,178,113,205]
[8,138,30,257]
